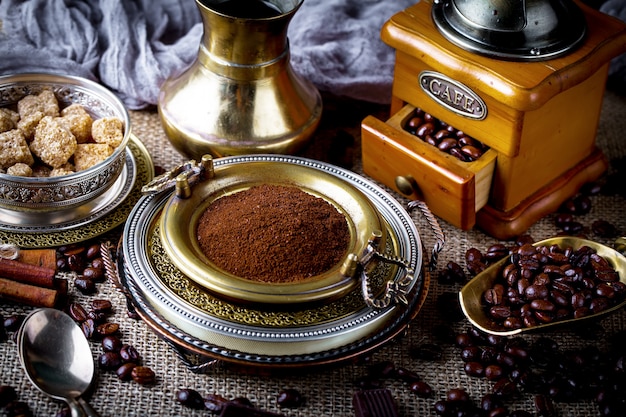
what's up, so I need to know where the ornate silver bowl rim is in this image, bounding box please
[0,72,131,212]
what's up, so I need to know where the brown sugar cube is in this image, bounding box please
[59,104,93,143]
[0,129,35,169]
[74,143,113,171]
[60,103,87,117]
[17,111,44,141]
[17,90,59,119]
[91,117,124,148]
[6,162,33,177]
[37,89,60,117]
[50,163,75,177]
[0,108,20,133]
[30,116,77,168]
[17,94,43,118]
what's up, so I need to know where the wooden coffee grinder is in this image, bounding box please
[362,0,626,239]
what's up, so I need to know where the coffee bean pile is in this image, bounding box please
[67,298,155,386]
[57,242,107,295]
[403,108,488,162]
[481,242,624,331]
[60,242,155,386]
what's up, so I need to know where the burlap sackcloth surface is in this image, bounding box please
[0,90,625,417]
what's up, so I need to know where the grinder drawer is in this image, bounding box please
[362,104,496,230]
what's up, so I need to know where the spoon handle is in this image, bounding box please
[78,397,102,417]
[68,398,86,417]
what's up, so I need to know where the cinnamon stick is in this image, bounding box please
[17,248,57,270]
[0,277,58,308]
[0,257,56,288]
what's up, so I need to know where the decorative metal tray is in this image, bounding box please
[119,155,431,370]
[0,136,153,248]
[159,158,388,305]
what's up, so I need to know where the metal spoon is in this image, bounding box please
[459,237,626,336]
[17,308,101,417]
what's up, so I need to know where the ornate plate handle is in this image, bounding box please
[359,199,445,310]
[141,155,214,197]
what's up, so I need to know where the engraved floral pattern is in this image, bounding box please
[148,223,393,327]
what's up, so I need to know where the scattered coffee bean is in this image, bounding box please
[85,244,101,260]
[131,366,156,385]
[0,385,17,407]
[438,261,467,285]
[96,322,119,337]
[446,388,471,403]
[101,335,123,352]
[91,257,105,271]
[83,267,105,282]
[120,344,141,363]
[175,388,205,410]
[230,397,254,408]
[74,277,96,294]
[68,302,88,322]
[91,299,112,313]
[409,381,434,398]
[277,388,304,408]
[67,254,85,272]
[534,394,557,417]
[80,318,96,339]
[115,362,137,381]
[99,351,122,370]
[87,310,107,323]
[3,314,24,332]
[204,393,230,414]
[592,219,619,238]
[4,400,32,417]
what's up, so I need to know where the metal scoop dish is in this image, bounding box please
[459,237,626,336]
[17,308,101,417]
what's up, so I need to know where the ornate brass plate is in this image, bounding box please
[159,159,386,304]
[460,237,626,336]
[121,155,426,363]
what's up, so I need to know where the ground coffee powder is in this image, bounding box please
[196,184,350,283]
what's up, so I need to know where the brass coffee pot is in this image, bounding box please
[158,0,322,158]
